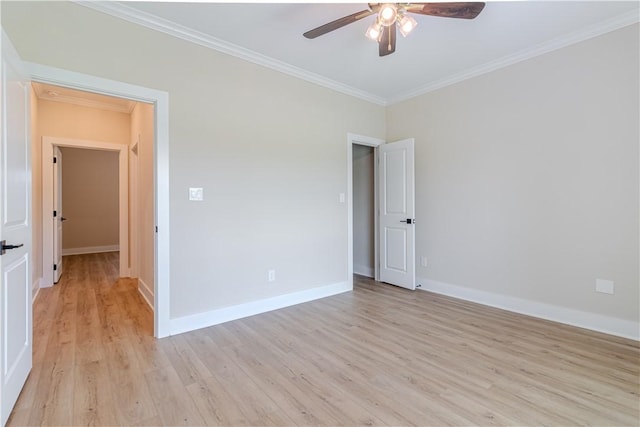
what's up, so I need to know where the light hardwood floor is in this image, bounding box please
[8,252,640,426]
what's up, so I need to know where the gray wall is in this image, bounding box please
[60,147,119,251]
[387,24,639,324]
[2,1,386,320]
[3,2,637,334]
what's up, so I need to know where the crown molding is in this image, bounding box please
[388,8,640,105]
[74,2,637,107]
[74,1,387,106]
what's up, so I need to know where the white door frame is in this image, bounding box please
[347,133,384,288]
[42,137,129,284]
[27,62,170,338]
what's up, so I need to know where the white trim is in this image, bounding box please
[129,127,139,279]
[27,62,171,338]
[170,281,351,336]
[61,245,119,256]
[74,1,386,106]
[75,2,638,106]
[32,278,41,302]
[347,133,384,288]
[42,137,129,283]
[353,264,374,278]
[389,9,640,105]
[138,278,154,310]
[418,277,640,341]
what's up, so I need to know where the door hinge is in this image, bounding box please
[53,157,57,164]
[53,264,57,271]
[155,226,158,233]
[53,210,57,217]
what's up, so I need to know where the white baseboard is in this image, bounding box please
[418,277,639,341]
[170,280,352,336]
[138,278,154,310]
[62,245,119,256]
[354,264,374,278]
[32,278,41,302]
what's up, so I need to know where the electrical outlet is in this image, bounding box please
[595,279,614,294]
[268,270,276,282]
[420,256,428,268]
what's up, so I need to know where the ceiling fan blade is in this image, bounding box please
[304,9,375,39]
[379,22,396,57]
[406,2,486,19]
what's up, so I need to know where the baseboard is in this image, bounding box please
[354,264,374,278]
[418,277,640,341]
[62,245,119,256]
[170,280,352,336]
[138,278,154,310]
[32,278,41,302]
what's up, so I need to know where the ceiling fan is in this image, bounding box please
[303,3,486,57]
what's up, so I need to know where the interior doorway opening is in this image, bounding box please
[34,81,157,332]
[27,63,170,338]
[42,137,130,286]
[352,144,375,278]
[347,133,383,287]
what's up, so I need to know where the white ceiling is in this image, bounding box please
[82,1,639,105]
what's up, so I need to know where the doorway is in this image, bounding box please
[352,144,375,278]
[28,63,170,337]
[42,137,129,287]
[347,133,383,287]
[347,133,417,291]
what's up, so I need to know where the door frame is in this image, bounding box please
[347,133,384,288]
[27,62,170,338]
[42,137,129,284]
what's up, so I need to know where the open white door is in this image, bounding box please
[379,138,415,290]
[53,146,63,283]
[0,31,32,426]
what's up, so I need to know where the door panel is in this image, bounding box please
[384,227,407,272]
[1,30,32,426]
[379,139,415,290]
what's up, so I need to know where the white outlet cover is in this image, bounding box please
[339,193,345,203]
[420,256,428,267]
[595,279,614,294]
[189,187,203,201]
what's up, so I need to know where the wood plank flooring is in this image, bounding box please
[8,253,640,426]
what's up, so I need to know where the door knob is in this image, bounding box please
[1,240,24,255]
[61,217,68,222]
[400,218,415,224]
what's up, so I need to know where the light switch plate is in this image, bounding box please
[189,187,203,201]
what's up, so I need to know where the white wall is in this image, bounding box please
[1,1,386,322]
[59,147,119,253]
[352,144,375,277]
[387,24,639,330]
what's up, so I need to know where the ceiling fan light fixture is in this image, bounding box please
[398,14,418,37]
[378,4,397,26]
[365,21,382,41]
